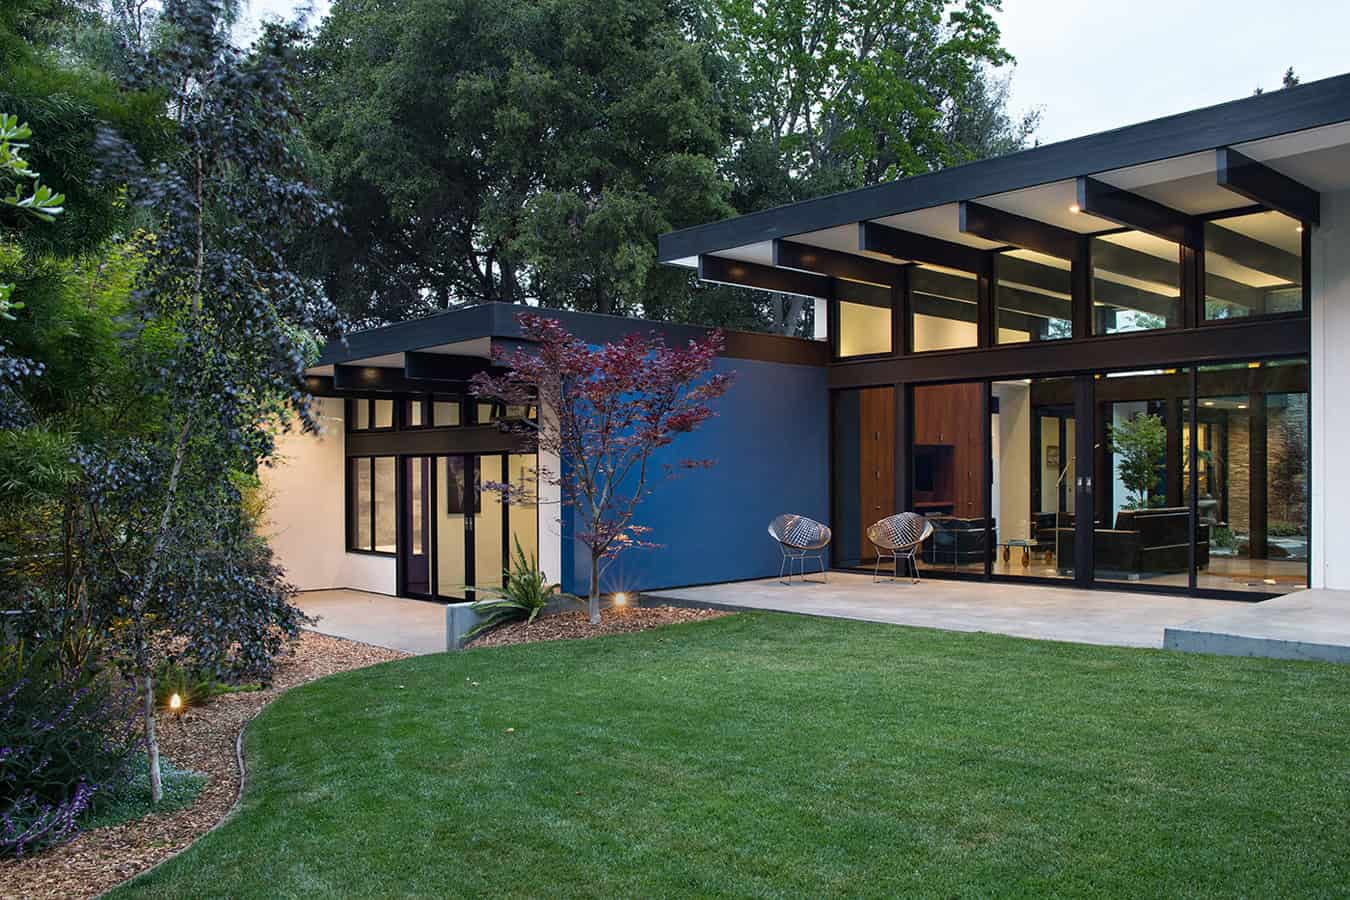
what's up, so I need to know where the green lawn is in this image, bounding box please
[112,613,1348,898]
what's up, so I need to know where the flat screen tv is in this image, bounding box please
[914,449,936,493]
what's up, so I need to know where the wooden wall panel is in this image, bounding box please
[858,387,896,560]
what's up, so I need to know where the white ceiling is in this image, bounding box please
[977,180,1116,232]
[872,204,1005,249]
[688,119,1346,283]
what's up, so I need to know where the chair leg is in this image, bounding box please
[779,551,790,585]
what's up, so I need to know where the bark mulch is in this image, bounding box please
[467,604,729,648]
[0,632,406,900]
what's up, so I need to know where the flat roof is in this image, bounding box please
[310,302,827,376]
[658,72,1350,267]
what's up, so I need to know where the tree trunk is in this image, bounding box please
[499,259,517,304]
[142,673,163,803]
[783,296,807,336]
[588,554,601,625]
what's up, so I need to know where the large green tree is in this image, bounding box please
[710,0,1033,205]
[0,0,168,257]
[301,0,1033,334]
[302,0,735,323]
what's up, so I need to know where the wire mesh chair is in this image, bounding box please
[768,514,832,584]
[866,513,933,583]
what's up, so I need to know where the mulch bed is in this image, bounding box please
[0,633,406,900]
[467,604,729,648]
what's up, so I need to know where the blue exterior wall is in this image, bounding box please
[561,355,829,595]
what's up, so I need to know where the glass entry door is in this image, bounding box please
[416,453,539,601]
[433,455,471,599]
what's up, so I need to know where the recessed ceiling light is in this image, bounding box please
[1238,404,1248,409]
[1068,204,1081,214]
[1296,225,1304,233]
[1203,400,1215,406]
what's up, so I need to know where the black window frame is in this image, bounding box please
[346,454,397,556]
[1086,229,1185,338]
[1199,207,1310,324]
[346,397,396,433]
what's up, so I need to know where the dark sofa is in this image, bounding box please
[1045,507,1209,578]
[921,516,994,566]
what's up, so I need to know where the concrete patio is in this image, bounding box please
[296,577,1350,663]
[648,572,1350,661]
[297,589,449,655]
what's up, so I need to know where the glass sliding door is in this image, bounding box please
[912,382,987,575]
[474,455,506,592]
[507,454,539,567]
[426,453,540,600]
[435,455,470,599]
[1189,360,1309,593]
[1092,369,1191,586]
[992,377,1075,578]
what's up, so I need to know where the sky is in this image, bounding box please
[238,0,1350,147]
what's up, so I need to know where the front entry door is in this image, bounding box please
[400,456,432,597]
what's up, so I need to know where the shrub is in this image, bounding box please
[465,539,574,639]
[0,645,138,858]
[152,660,217,712]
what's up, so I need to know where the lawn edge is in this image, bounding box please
[96,639,409,899]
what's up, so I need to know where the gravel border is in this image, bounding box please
[0,633,406,900]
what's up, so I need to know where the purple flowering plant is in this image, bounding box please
[0,645,138,858]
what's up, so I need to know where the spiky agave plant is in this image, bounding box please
[464,538,575,639]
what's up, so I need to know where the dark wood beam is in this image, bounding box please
[697,254,832,298]
[773,239,901,286]
[1216,147,1320,225]
[828,316,1308,388]
[1077,176,1199,247]
[333,364,469,394]
[959,201,1079,259]
[403,351,504,381]
[833,279,894,309]
[859,221,993,274]
[347,425,530,457]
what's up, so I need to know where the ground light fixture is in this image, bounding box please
[168,692,184,717]
[613,592,629,607]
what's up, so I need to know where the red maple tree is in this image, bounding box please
[471,313,733,624]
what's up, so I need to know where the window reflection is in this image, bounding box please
[1091,232,1182,334]
[911,265,978,352]
[1189,360,1308,592]
[997,250,1071,343]
[1204,211,1304,319]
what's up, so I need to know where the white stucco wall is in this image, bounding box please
[260,396,397,594]
[1309,188,1350,589]
[993,381,1032,542]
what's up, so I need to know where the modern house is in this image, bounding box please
[265,73,1350,604]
